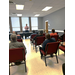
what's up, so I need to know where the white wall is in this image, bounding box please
[38,17,43,29]
[42,7,65,30]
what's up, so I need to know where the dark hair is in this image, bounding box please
[33,30,35,33]
[46,33,50,39]
[40,31,43,35]
[52,29,55,33]
[64,29,65,32]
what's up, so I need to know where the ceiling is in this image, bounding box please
[9,0,65,17]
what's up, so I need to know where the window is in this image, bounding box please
[11,17,20,31]
[31,17,38,30]
[21,17,29,31]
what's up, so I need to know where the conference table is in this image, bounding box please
[18,32,33,39]
[9,32,33,40]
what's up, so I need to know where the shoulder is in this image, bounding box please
[16,42,25,47]
[51,38,56,41]
[36,35,39,37]
[50,33,52,35]
[54,33,57,35]
[31,33,36,35]
[17,42,23,44]
[50,33,53,36]
[43,39,48,43]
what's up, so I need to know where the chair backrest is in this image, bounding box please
[9,47,25,63]
[45,42,60,55]
[43,33,45,36]
[31,34,37,39]
[50,35,59,41]
[17,39,22,42]
[35,36,45,45]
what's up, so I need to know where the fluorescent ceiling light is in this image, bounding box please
[42,6,52,11]
[35,14,40,16]
[17,14,22,16]
[16,5,24,10]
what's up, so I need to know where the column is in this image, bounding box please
[29,17,32,32]
[19,17,22,32]
[9,17,12,33]
[45,21,48,33]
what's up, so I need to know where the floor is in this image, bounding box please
[9,39,65,75]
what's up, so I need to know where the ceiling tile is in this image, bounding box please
[9,0,65,17]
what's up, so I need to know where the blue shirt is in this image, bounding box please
[42,38,56,52]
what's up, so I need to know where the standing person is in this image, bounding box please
[24,24,29,32]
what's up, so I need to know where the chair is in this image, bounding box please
[58,34,65,42]
[50,35,59,41]
[40,42,60,66]
[30,34,37,44]
[33,36,45,52]
[9,47,27,75]
[17,39,22,42]
[43,33,45,36]
[58,45,65,55]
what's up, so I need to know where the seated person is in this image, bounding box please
[30,30,37,39]
[59,29,65,41]
[9,34,27,65]
[10,31,16,41]
[32,31,43,41]
[50,29,57,36]
[15,32,22,39]
[39,33,56,58]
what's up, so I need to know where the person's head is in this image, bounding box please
[13,31,15,34]
[45,33,50,39]
[33,30,35,33]
[26,24,27,26]
[52,29,55,33]
[11,34,17,42]
[64,29,65,33]
[39,31,43,35]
